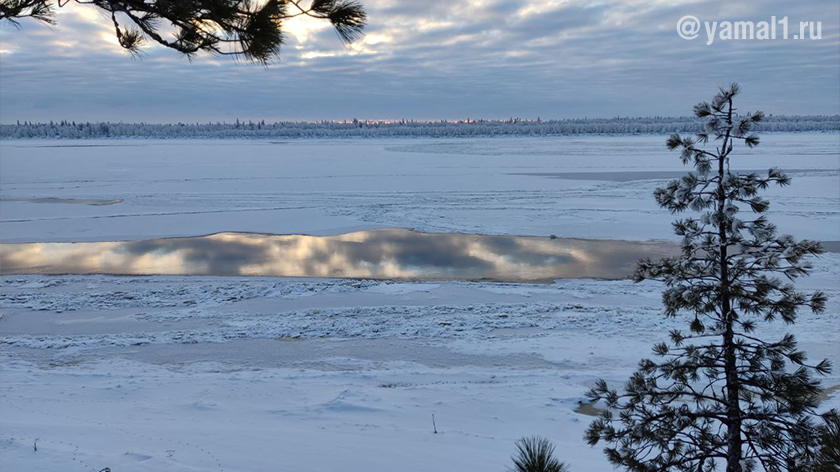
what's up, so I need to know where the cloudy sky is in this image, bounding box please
[1,0,838,122]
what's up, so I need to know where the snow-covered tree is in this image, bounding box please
[585,84,830,472]
[1,114,838,140]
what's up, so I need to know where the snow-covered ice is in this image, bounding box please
[1,134,838,243]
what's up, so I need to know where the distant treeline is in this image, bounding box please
[1,115,838,139]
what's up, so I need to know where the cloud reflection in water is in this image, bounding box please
[0,229,676,282]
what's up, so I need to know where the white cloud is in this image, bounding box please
[1,0,838,121]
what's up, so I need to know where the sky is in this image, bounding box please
[1,0,838,122]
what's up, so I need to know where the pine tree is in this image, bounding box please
[0,0,366,64]
[584,84,830,472]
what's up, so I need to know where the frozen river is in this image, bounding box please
[1,134,838,244]
[1,134,838,472]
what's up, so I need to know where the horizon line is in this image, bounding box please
[4,113,840,126]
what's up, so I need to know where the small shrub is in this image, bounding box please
[812,409,840,472]
[509,436,569,472]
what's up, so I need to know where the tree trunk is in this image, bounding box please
[720,103,743,472]
[723,317,742,472]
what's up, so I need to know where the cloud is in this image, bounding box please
[0,0,838,121]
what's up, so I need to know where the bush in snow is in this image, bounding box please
[509,436,569,472]
[806,409,840,472]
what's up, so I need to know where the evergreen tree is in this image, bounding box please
[584,84,830,472]
[0,0,366,64]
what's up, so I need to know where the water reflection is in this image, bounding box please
[0,229,677,282]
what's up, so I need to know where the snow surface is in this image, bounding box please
[1,134,838,471]
[1,134,838,243]
[1,254,838,472]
